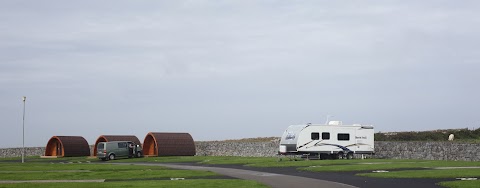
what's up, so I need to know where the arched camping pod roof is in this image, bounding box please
[44,136,90,157]
[143,132,195,156]
[92,135,141,156]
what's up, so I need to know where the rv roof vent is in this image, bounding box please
[361,125,374,129]
[328,121,342,125]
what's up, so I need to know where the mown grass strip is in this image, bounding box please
[298,160,480,172]
[0,169,216,181]
[0,179,268,188]
[0,163,216,181]
[0,156,91,163]
[112,156,209,163]
[0,163,167,171]
[438,180,480,188]
[357,169,480,178]
[0,158,269,188]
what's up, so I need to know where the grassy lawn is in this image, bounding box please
[301,160,480,172]
[0,180,268,188]
[0,169,216,180]
[107,155,432,168]
[0,163,168,171]
[114,156,211,163]
[0,161,267,188]
[134,156,480,171]
[114,156,278,165]
[439,180,480,188]
[248,158,427,168]
[118,156,480,169]
[3,156,480,188]
[111,155,480,188]
[299,159,480,188]
[0,163,215,180]
[4,156,480,172]
[357,169,480,178]
[119,156,480,188]
[0,156,92,163]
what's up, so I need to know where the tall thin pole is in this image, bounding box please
[22,96,26,163]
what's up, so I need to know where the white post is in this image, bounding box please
[22,96,26,163]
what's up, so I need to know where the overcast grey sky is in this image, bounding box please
[1,0,479,148]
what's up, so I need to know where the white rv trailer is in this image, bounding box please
[279,121,374,159]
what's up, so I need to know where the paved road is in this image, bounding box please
[125,163,357,188]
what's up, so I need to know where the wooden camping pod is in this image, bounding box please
[143,132,195,156]
[44,136,90,157]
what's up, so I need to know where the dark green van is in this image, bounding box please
[97,141,143,161]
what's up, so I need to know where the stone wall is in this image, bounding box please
[375,141,480,161]
[0,146,93,158]
[195,141,480,161]
[195,141,279,157]
[0,147,45,158]
[2,141,480,161]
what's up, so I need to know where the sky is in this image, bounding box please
[1,0,479,148]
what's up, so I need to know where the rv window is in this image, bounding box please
[338,133,350,141]
[322,132,330,140]
[311,132,320,140]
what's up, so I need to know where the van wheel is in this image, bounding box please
[346,152,354,160]
[136,151,142,158]
[109,154,116,160]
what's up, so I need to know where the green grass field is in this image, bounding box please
[301,160,480,172]
[438,180,480,188]
[110,155,480,169]
[0,160,267,188]
[2,156,480,188]
[115,156,480,188]
[0,180,266,188]
[357,168,480,179]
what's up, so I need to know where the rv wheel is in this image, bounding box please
[320,153,328,160]
[346,152,354,160]
[336,152,344,159]
[109,154,116,160]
